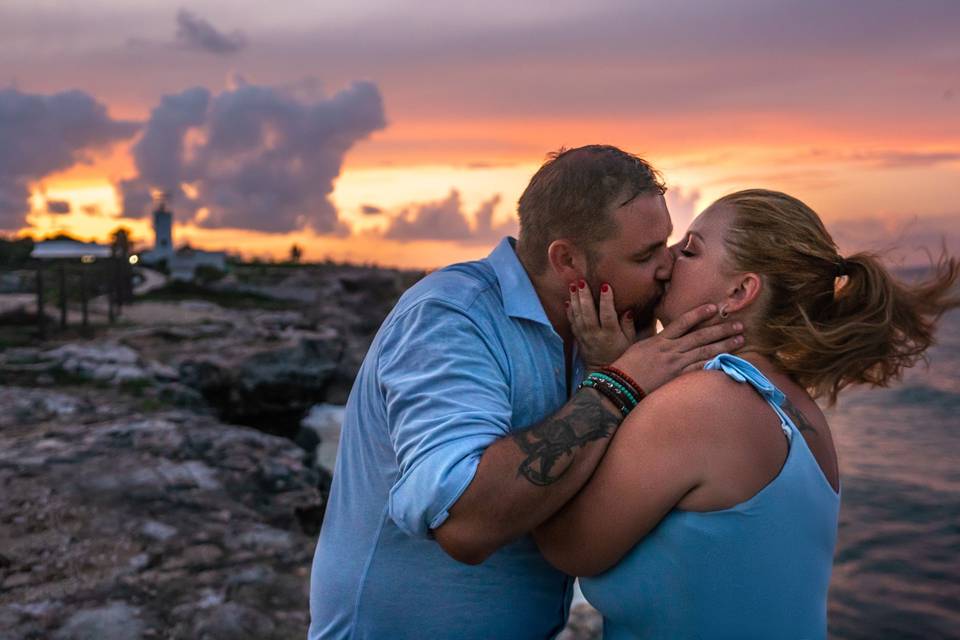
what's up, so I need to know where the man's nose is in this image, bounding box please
[656,245,676,280]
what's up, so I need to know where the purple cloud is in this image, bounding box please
[383,190,514,244]
[0,87,138,230]
[46,199,71,214]
[119,80,386,234]
[119,86,211,218]
[175,9,247,55]
[470,194,514,244]
[828,214,960,267]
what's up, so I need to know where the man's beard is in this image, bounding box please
[629,289,662,338]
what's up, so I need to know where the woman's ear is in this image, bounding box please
[725,273,763,313]
[547,239,586,283]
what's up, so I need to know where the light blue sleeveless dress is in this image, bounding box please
[579,354,841,639]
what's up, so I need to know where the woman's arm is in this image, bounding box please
[531,371,723,577]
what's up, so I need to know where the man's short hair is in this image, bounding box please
[516,145,666,274]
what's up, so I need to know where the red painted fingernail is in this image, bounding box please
[578,279,586,289]
[625,310,633,319]
[564,300,570,308]
[600,283,609,293]
[569,283,577,293]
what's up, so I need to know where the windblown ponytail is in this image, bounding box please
[717,189,960,404]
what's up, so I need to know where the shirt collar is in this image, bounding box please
[487,237,553,328]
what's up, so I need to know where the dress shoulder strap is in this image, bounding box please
[703,353,795,441]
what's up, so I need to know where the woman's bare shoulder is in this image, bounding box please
[615,368,757,453]
[637,368,754,419]
[625,368,799,511]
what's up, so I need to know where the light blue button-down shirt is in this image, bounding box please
[308,237,581,639]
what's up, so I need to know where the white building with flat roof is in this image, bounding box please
[30,239,112,261]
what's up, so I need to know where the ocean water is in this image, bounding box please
[826,307,960,639]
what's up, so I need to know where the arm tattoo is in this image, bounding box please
[782,398,817,435]
[511,392,621,486]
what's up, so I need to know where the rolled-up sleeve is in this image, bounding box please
[379,298,512,539]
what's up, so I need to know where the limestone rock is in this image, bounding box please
[53,602,145,640]
[178,333,342,437]
[0,390,324,639]
[191,602,276,640]
[298,404,345,473]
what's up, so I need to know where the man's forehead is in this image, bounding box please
[613,194,672,246]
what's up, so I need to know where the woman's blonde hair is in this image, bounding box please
[716,188,960,404]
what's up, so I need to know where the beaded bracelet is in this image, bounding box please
[579,372,641,417]
[600,366,647,403]
[577,378,630,417]
[590,372,639,407]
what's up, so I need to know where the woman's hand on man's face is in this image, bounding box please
[612,304,745,394]
[566,279,637,370]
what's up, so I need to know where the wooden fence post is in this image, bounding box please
[36,262,46,340]
[58,261,67,329]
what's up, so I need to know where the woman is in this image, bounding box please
[532,189,959,639]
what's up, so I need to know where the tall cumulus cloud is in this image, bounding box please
[0,87,138,230]
[120,80,386,234]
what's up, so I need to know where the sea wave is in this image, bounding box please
[826,310,960,638]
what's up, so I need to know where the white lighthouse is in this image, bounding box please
[136,193,228,280]
[152,194,174,261]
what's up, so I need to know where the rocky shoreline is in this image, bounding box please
[0,397,322,639]
[0,264,601,639]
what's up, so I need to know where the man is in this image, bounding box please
[308,145,744,639]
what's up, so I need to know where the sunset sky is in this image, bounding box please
[2,0,958,268]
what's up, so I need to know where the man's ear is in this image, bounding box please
[726,273,763,313]
[546,239,586,283]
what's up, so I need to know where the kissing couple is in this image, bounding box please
[308,145,958,639]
